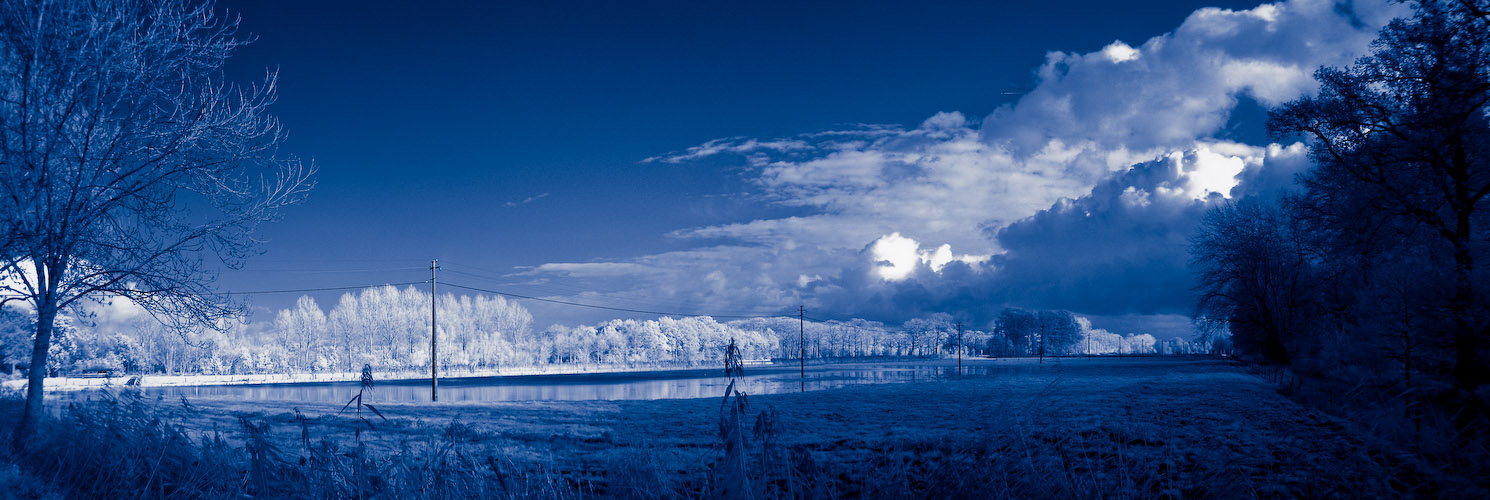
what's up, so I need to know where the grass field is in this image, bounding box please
[1,357,1479,498]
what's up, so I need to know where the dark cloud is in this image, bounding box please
[987,143,1310,320]
[809,247,1001,327]
[990,153,1217,316]
[806,142,1310,332]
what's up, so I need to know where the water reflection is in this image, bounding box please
[99,362,1025,404]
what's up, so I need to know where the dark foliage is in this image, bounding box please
[1192,0,1490,484]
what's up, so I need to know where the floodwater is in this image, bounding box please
[117,360,1040,403]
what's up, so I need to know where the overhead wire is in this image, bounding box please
[439,264,765,314]
[236,257,431,264]
[218,281,426,296]
[439,281,791,319]
[238,267,427,274]
[210,260,836,322]
[440,261,518,276]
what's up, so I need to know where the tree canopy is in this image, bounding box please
[0,0,313,446]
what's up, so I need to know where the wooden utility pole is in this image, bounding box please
[799,305,805,392]
[431,259,440,402]
[1039,319,1046,364]
[956,321,963,377]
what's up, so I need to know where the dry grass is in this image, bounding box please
[0,381,592,499]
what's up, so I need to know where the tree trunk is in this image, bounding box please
[1452,247,1481,392]
[13,299,57,449]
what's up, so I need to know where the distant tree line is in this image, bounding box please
[0,292,1182,378]
[986,308,1175,356]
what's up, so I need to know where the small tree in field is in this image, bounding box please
[0,0,313,447]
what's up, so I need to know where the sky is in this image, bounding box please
[203,0,1408,338]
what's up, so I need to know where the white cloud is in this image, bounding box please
[867,233,988,282]
[673,115,1095,256]
[1182,147,1249,198]
[868,232,922,281]
[660,2,1400,266]
[531,262,651,277]
[1120,186,1152,208]
[1101,41,1141,63]
[983,0,1403,153]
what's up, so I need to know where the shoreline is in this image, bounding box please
[1,354,1193,393]
[0,360,772,393]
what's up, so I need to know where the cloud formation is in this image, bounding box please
[987,142,1311,317]
[528,0,1404,334]
[981,0,1398,158]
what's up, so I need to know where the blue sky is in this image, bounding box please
[211,0,1403,337]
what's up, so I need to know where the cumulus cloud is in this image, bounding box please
[982,0,1401,158]
[866,233,988,282]
[523,0,1403,333]
[667,112,1096,256]
[798,140,1310,328]
[664,1,1396,256]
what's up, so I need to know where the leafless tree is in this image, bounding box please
[0,0,313,446]
[1190,200,1316,365]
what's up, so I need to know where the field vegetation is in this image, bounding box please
[1,357,1482,499]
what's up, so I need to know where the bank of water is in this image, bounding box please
[66,358,1047,403]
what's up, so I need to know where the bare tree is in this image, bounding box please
[0,0,313,446]
[1190,200,1316,365]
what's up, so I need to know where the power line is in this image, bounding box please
[440,268,751,313]
[442,260,806,315]
[439,281,789,319]
[444,260,773,312]
[211,267,826,323]
[440,269,529,285]
[237,257,431,264]
[214,277,796,321]
[440,261,516,276]
[218,281,425,296]
[236,267,427,274]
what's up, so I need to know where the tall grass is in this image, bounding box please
[0,379,592,499]
[1262,363,1490,496]
[16,389,242,499]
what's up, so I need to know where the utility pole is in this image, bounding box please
[430,259,440,402]
[1039,319,1046,364]
[956,321,963,377]
[799,305,805,392]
